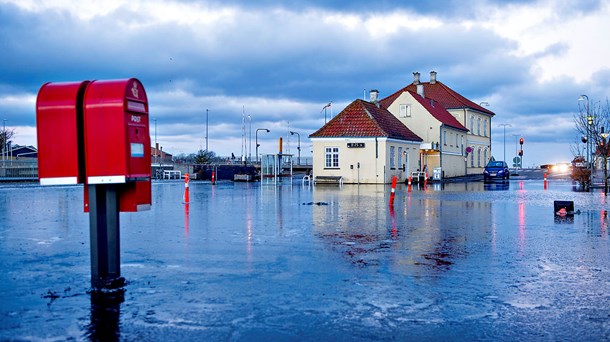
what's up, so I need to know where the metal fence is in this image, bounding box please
[0,160,38,180]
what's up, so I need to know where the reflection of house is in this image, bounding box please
[309,96,422,184]
[7,145,38,159]
[383,71,495,175]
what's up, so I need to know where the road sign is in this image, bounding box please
[513,156,521,163]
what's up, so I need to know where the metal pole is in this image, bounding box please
[499,123,511,162]
[290,131,300,165]
[256,128,269,163]
[580,95,591,185]
[2,119,6,164]
[248,115,252,163]
[153,118,157,164]
[205,109,208,152]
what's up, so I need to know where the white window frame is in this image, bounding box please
[399,104,411,118]
[325,146,339,168]
[398,147,403,169]
[390,146,396,169]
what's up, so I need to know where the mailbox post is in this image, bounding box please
[36,78,151,290]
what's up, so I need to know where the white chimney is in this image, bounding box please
[430,70,437,84]
[413,72,421,85]
[369,89,379,103]
[417,84,424,98]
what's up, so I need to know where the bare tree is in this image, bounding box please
[573,98,610,192]
[0,128,15,158]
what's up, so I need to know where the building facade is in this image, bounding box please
[309,99,422,184]
[389,71,495,175]
[380,88,469,178]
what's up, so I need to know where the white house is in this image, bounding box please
[383,71,495,175]
[309,97,422,184]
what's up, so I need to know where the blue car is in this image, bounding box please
[484,161,510,181]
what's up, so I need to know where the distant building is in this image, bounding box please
[382,71,495,175]
[151,146,173,165]
[7,145,38,160]
[309,98,422,184]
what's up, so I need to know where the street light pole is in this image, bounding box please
[290,131,300,165]
[2,119,6,163]
[248,115,252,163]
[256,128,270,163]
[2,119,6,164]
[205,109,209,152]
[512,134,520,169]
[499,123,512,162]
[579,95,591,183]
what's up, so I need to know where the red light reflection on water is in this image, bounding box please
[518,197,526,253]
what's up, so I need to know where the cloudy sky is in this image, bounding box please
[1,0,609,166]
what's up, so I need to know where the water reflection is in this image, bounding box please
[312,185,493,274]
[484,181,509,191]
[86,290,124,341]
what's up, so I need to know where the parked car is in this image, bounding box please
[484,161,510,181]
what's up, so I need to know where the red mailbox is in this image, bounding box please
[36,78,153,289]
[83,78,151,212]
[36,81,90,185]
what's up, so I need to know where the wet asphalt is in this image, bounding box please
[0,178,608,341]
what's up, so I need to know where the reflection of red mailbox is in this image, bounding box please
[36,81,90,185]
[83,78,151,212]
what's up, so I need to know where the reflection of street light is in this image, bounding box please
[256,128,270,163]
[498,123,511,162]
[290,131,300,165]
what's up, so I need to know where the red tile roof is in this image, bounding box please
[381,81,495,116]
[309,99,422,142]
[404,90,468,132]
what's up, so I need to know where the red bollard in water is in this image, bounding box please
[408,175,412,193]
[183,173,190,204]
[544,172,547,190]
[389,176,397,206]
[211,171,216,185]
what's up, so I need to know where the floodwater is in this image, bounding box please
[0,179,608,341]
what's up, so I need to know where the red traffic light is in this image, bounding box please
[519,137,524,145]
[518,149,523,156]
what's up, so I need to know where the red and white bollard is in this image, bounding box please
[407,175,412,193]
[183,173,190,204]
[544,172,547,190]
[211,171,216,185]
[389,176,397,206]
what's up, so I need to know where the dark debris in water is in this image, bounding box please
[302,201,329,206]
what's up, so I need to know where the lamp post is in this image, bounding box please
[2,119,6,164]
[248,115,252,163]
[498,123,511,162]
[601,127,609,195]
[578,95,591,182]
[290,131,300,165]
[205,109,209,152]
[256,128,270,163]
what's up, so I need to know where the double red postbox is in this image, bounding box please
[36,78,151,212]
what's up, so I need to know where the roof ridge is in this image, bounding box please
[360,100,386,135]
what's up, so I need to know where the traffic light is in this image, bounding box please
[519,137,524,145]
[518,149,523,157]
